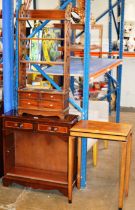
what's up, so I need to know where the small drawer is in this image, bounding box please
[5,121,33,130]
[38,124,68,133]
[40,93,63,101]
[19,99,38,108]
[40,100,63,109]
[19,92,39,99]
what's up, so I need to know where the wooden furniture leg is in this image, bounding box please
[77,137,81,189]
[119,142,127,210]
[104,140,109,149]
[125,132,132,197]
[93,142,98,167]
[68,136,74,203]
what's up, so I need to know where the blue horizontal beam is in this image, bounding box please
[112,10,119,35]
[76,30,84,39]
[76,1,121,39]
[28,0,72,38]
[106,73,118,85]
[99,88,117,101]
[69,98,83,113]
[25,56,61,90]
[26,56,82,113]
[96,0,122,22]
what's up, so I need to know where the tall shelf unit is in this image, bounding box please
[18,3,71,118]
[2,0,125,188]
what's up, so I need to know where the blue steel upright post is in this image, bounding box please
[116,0,125,122]
[2,0,15,113]
[81,0,91,188]
[108,0,113,114]
[70,0,76,94]
[117,0,121,40]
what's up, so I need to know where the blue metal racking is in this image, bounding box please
[2,0,125,188]
[2,0,15,113]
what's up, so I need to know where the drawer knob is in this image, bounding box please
[19,124,23,128]
[28,102,31,105]
[50,95,54,98]
[54,127,58,131]
[50,104,53,107]
[28,93,31,96]
[48,127,52,131]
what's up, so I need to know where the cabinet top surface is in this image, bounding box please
[3,110,78,126]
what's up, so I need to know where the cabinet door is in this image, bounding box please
[0,116,3,177]
[3,129,15,174]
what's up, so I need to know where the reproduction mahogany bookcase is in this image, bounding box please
[18,4,71,119]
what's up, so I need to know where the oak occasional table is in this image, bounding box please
[69,120,132,210]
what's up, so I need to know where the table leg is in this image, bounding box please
[118,142,127,210]
[68,136,74,203]
[93,142,98,167]
[77,137,81,189]
[125,132,132,197]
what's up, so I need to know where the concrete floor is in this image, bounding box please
[0,111,135,210]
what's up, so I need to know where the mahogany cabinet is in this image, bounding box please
[2,111,78,198]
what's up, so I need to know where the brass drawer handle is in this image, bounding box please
[47,127,58,132]
[19,123,23,128]
[54,127,58,131]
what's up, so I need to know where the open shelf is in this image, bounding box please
[20,60,64,65]
[20,37,65,41]
[7,166,68,184]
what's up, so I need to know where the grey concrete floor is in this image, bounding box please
[0,111,135,210]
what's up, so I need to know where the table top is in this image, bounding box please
[70,120,132,137]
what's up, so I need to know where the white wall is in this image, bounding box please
[36,0,59,9]
[92,0,135,108]
[121,58,135,108]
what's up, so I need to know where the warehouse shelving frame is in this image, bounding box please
[2,0,125,188]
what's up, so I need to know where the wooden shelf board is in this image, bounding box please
[20,37,64,41]
[20,60,64,65]
[7,166,68,185]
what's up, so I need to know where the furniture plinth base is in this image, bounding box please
[18,108,69,119]
[2,175,69,197]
